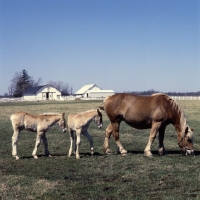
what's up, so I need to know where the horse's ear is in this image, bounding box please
[185,126,189,135]
[62,113,65,117]
[99,106,104,110]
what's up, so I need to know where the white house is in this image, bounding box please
[23,85,62,101]
[75,84,115,98]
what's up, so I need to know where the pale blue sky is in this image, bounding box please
[0,0,199,95]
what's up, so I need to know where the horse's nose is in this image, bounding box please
[63,128,67,132]
[186,149,194,155]
[98,124,103,129]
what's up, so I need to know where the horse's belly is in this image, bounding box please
[125,119,152,130]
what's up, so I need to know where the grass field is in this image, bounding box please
[0,100,200,200]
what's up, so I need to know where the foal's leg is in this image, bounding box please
[75,129,81,159]
[82,130,94,155]
[68,130,74,157]
[158,126,166,155]
[144,122,160,157]
[12,128,20,160]
[41,133,51,157]
[32,132,43,159]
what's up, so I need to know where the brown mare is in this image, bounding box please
[100,93,194,157]
[10,112,67,160]
[68,109,103,159]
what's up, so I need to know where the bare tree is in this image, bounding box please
[47,81,73,95]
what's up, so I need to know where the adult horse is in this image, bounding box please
[10,112,67,160]
[100,93,194,157]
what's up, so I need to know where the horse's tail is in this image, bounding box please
[99,96,111,111]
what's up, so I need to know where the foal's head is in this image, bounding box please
[178,126,194,155]
[58,113,67,132]
[93,109,103,129]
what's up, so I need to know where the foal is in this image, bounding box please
[10,112,67,160]
[67,109,103,159]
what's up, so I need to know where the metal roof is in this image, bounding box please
[75,84,99,95]
[23,85,45,95]
[23,85,59,95]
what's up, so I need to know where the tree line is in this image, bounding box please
[4,69,73,97]
[128,89,200,96]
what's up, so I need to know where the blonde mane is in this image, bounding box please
[165,95,187,134]
[152,93,187,135]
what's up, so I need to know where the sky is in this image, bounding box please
[0,0,200,95]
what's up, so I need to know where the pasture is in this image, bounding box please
[0,100,200,199]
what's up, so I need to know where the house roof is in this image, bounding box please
[75,84,100,95]
[23,85,59,95]
[23,85,45,95]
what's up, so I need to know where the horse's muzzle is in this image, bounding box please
[98,124,103,129]
[63,128,67,133]
[185,149,194,156]
[182,148,194,156]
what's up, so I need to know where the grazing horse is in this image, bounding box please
[100,93,194,157]
[68,109,103,159]
[10,112,67,160]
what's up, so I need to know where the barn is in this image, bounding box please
[23,85,62,101]
[75,84,115,98]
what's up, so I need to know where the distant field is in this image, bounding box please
[0,100,200,199]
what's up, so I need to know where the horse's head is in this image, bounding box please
[58,113,67,132]
[93,109,103,129]
[178,126,194,155]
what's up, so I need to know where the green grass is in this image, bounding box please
[0,100,200,199]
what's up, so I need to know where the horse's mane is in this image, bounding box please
[157,94,187,133]
[152,93,187,133]
[41,113,62,116]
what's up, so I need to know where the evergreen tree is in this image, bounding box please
[12,69,41,97]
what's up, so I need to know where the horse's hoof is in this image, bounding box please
[16,156,20,160]
[48,155,52,157]
[144,151,153,157]
[158,147,166,156]
[105,149,112,154]
[144,153,153,158]
[121,149,127,155]
[76,156,80,159]
[33,155,38,159]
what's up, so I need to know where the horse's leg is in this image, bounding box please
[158,126,166,155]
[75,129,81,159]
[68,130,74,157]
[32,132,42,159]
[144,122,160,157]
[41,133,51,157]
[12,128,20,160]
[112,122,127,155]
[82,130,94,155]
[103,123,112,154]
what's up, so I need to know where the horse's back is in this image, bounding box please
[10,111,27,123]
[103,93,173,128]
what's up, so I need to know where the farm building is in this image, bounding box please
[23,85,61,101]
[75,84,115,98]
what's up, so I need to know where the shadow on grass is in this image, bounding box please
[128,150,200,156]
[20,150,200,159]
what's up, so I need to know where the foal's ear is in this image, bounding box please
[97,109,101,114]
[62,113,65,117]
